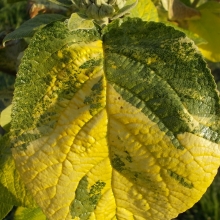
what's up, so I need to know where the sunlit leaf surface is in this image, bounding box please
[0,134,36,219]
[11,18,220,220]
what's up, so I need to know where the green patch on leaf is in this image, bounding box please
[168,170,194,189]
[70,176,106,219]
[84,76,105,115]
[79,58,102,69]
[111,154,126,172]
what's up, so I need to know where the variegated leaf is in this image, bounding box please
[11,18,220,220]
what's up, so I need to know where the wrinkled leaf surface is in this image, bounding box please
[11,19,220,220]
[0,134,36,219]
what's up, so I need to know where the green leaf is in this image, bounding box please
[3,14,67,45]
[14,207,46,220]
[128,0,159,21]
[0,134,36,211]
[11,19,220,220]
[187,1,220,62]
[67,13,95,31]
[0,203,13,220]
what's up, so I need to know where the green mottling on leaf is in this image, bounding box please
[14,133,41,150]
[125,151,132,163]
[111,154,125,172]
[79,59,102,69]
[89,180,106,205]
[168,170,194,189]
[70,176,106,219]
[9,18,220,220]
[84,76,105,115]
[104,18,220,144]
[11,21,101,137]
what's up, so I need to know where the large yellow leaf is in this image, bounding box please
[10,19,220,219]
